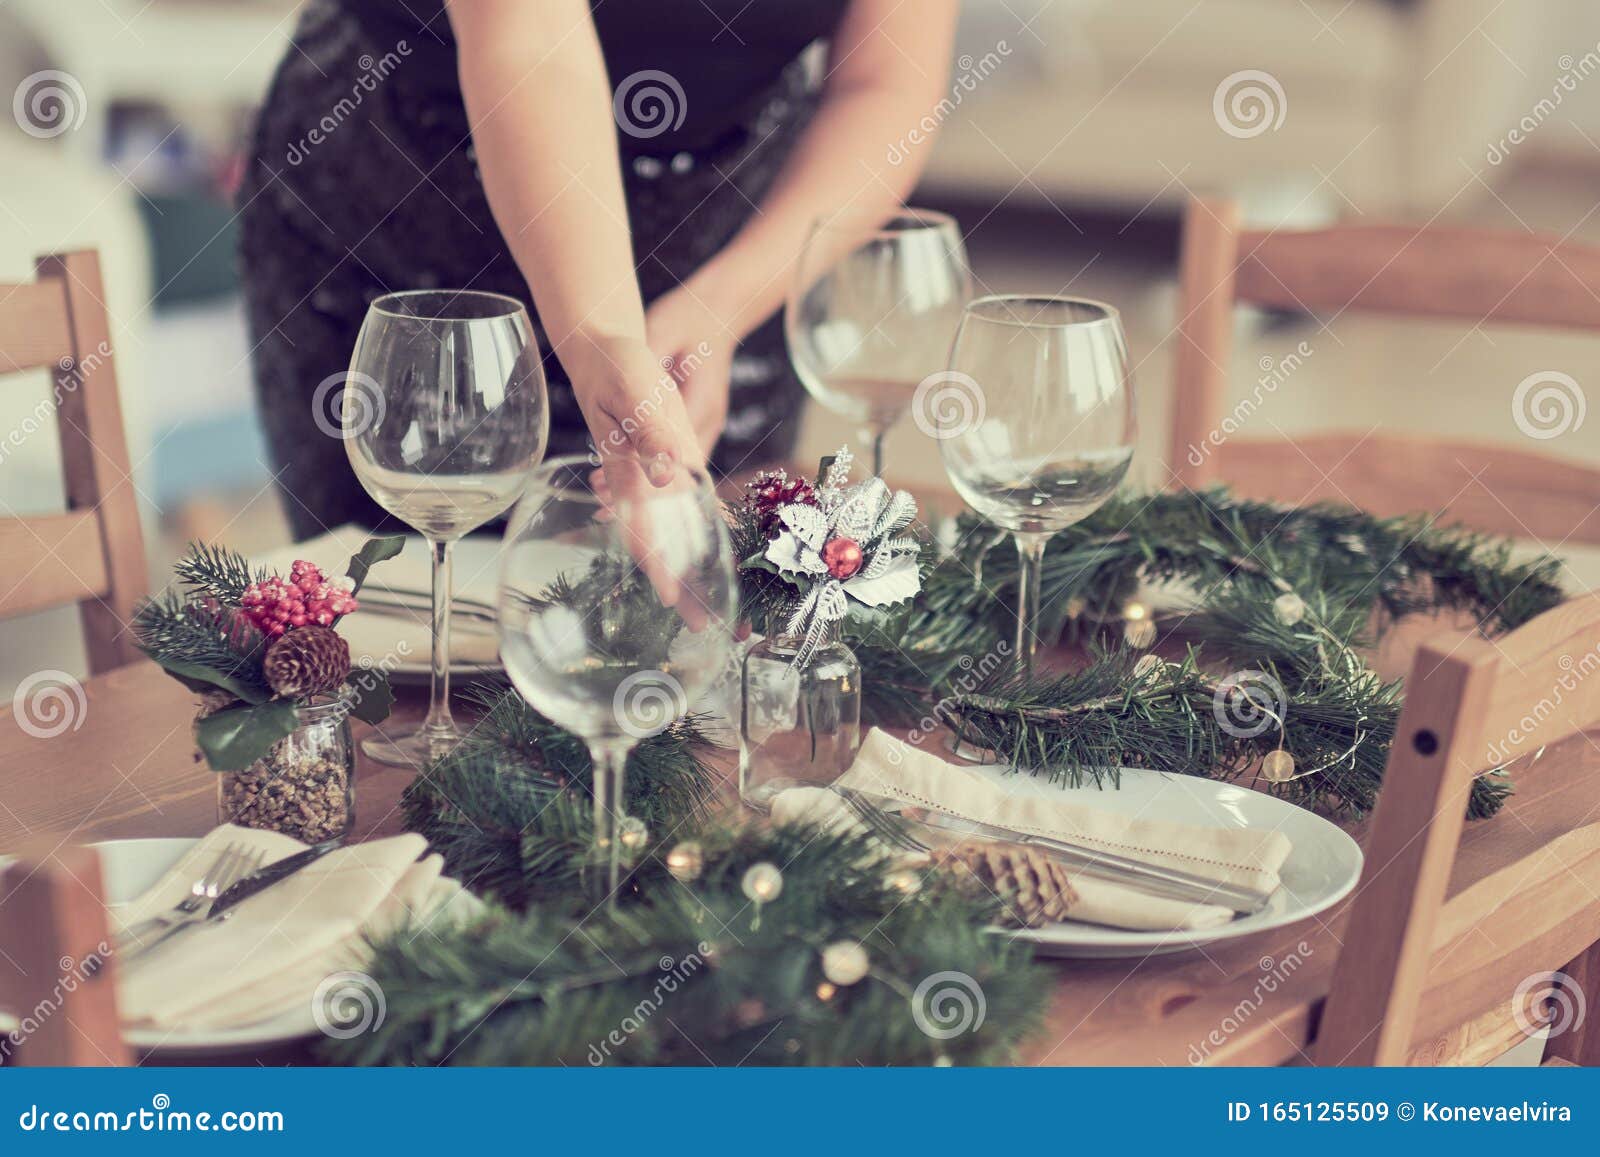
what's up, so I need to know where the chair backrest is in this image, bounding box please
[1169,197,1600,544]
[0,251,147,672]
[0,842,129,1066]
[1316,592,1600,1065]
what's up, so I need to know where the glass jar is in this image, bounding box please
[214,694,355,841]
[739,625,861,811]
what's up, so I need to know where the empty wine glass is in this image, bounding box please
[345,289,548,766]
[785,208,970,476]
[498,456,736,903]
[939,296,1136,671]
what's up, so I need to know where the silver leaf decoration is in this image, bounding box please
[841,553,921,607]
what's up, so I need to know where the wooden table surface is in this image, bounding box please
[2,650,1594,1066]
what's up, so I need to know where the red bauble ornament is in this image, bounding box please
[821,536,863,580]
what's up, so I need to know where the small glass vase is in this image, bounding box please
[739,625,861,812]
[210,693,355,842]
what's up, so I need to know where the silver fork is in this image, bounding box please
[835,788,1269,914]
[114,844,264,962]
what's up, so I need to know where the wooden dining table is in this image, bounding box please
[3,605,1593,1067]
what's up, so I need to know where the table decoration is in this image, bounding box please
[733,449,922,809]
[133,537,404,840]
[322,481,1559,1062]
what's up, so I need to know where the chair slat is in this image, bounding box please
[1234,224,1600,330]
[0,511,111,617]
[0,280,73,373]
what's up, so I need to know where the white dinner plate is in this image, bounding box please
[935,763,1363,958]
[0,838,479,1057]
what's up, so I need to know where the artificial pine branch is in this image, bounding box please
[401,685,717,910]
[131,590,271,701]
[172,541,264,605]
[322,822,1048,1067]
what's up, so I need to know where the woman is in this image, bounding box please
[240,0,958,538]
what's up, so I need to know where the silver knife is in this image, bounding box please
[205,838,345,919]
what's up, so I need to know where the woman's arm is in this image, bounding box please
[446,0,695,480]
[646,0,961,449]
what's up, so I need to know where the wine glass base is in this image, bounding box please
[360,726,462,768]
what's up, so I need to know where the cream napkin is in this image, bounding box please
[774,729,1293,932]
[257,527,501,668]
[112,825,466,1031]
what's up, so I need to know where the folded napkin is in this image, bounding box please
[112,825,469,1031]
[257,527,501,668]
[772,729,1293,932]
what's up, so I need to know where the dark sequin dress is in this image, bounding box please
[239,0,845,538]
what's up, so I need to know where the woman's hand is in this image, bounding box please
[562,331,701,483]
[645,286,736,456]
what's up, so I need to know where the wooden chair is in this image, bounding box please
[0,251,147,672]
[1316,591,1600,1065]
[0,842,129,1065]
[1169,197,1600,545]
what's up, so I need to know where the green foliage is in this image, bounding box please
[344,534,406,594]
[131,591,272,703]
[172,542,264,605]
[323,823,1048,1067]
[192,699,300,770]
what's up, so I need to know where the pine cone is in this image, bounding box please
[262,625,350,699]
[932,840,1080,928]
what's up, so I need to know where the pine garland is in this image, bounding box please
[323,822,1047,1067]
[330,485,1561,1065]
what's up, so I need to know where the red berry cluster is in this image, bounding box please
[745,470,817,533]
[239,560,358,638]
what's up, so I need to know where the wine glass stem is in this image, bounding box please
[858,424,887,478]
[422,537,455,740]
[590,741,632,905]
[1014,532,1049,673]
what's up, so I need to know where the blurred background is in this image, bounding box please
[2,0,1598,689]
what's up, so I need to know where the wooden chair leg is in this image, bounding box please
[1543,939,1600,1066]
[0,842,128,1066]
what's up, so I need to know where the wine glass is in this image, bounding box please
[785,208,970,476]
[939,296,1136,672]
[497,456,736,903]
[345,289,548,765]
